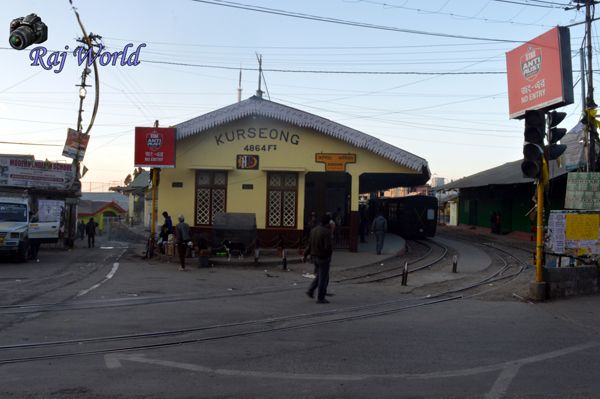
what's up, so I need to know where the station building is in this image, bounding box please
[157,95,430,252]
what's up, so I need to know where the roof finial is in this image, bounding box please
[255,53,263,98]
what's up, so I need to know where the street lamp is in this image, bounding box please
[79,86,87,99]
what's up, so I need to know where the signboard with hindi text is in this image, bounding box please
[506,26,573,119]
[315,153,356,172]
[134,127,176,168]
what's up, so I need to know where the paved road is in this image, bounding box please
[0,232,599,398]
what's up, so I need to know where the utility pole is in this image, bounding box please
[66,66,91,248]
[584,0,598,171]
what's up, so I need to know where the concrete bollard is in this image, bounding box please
[452,255,458,273]
[254,248,260,265]
[282,249,287,270]
[401,261,408,286]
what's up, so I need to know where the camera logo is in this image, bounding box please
[9,13,47,50]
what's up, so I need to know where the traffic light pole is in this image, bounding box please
[535,179,544,283]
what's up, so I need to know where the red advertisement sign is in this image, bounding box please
[506,27,573,119]
[134,127,176,168]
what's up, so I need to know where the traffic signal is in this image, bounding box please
[546,111,567,161]
[521,110,546,178]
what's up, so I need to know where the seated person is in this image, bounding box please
[157,224,170,254]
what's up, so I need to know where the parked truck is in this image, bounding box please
[0,194,62,261]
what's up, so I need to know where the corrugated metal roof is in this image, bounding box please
[175,96,429,173]
[442,161,532,189]
[442,159,566,190]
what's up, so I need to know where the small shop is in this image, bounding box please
[157,95,430,252]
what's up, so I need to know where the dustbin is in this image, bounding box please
[198,249,210,268]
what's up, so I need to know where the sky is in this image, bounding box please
[0,0,593,190]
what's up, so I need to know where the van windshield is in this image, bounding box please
[0,203,27,222]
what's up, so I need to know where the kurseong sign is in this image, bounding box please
[506,26,574,119]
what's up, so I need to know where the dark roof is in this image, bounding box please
[81,192,128,210]
[111,171,150,194]
[78,200,126,216]
[129,171,150,188]
[442,160,566,190]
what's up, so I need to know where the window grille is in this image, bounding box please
[267,172,297,228]
[195,171,227,225]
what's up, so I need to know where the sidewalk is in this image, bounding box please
[154,233,407,270]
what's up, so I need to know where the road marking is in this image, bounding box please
[76,262,119,298]
[485,364,520,399]
[104,341,599,382]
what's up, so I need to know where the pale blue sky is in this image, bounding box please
[0,0,590,188]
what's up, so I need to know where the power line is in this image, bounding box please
[100,38,509,50]
[492,0,565,8]
[0,140,62,147]
[142,59,506,74]
[191,0,522,43]
[348,0,555,27]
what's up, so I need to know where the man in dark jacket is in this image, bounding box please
[162,211,173,234]
[85,217,98,248]
[371,212,388,255]
[175,215,191,271]
[303,214,333,304]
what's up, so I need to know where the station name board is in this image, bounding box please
[214,127,300,148]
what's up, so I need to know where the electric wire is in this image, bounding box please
[190,0,522,43]
[347,0,556,27]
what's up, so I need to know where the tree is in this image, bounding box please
[133,167,144,178]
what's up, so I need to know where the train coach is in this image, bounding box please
[371,195,438,239]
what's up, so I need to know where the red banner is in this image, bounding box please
[506,27,573,119]
[134,127,176,168]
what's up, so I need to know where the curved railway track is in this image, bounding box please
[0,237,531,366]
[335,239,448,284]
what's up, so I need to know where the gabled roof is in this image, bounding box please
[81,192,128,210]
[78,200,126,216]
[175,96,429,173]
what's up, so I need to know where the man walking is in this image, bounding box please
[85,217,98,248]
[303,214,333,304]
[371,211,388,255]
[162,211,173,234]
[175,215,191,271]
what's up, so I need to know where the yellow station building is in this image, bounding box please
[158,95,430,252]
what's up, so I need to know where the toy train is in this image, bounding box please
[369,195,438,239]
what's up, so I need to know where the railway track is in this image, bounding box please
[0,235,531,366]
[335,239,448,284]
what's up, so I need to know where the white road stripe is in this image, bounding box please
[485,365,520,399]
[104,341,599,382]
[77,262,119,298]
